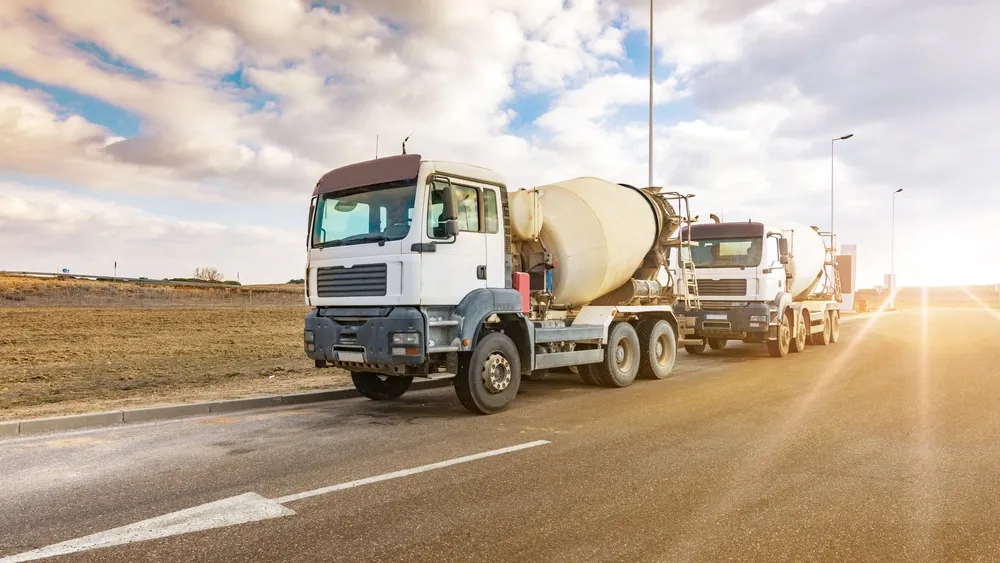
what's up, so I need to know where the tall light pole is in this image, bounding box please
[648,0,654,188]
[830,133,854,233]
[890,188,903,309]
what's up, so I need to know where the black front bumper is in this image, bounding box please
[674,302,771,338]
[304,306,426,367]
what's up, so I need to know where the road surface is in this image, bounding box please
[3,308,1000,562]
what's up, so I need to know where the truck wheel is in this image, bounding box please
[789,310,808,353]
[767,312,791,358]
[455,332,522,415]
[829,310,841,343]
[811,312,832,346]
[637,319,677,380]
[708,338,728,350]
[588,322,641,388]
[351,372,413,400]
[684,339,707,355]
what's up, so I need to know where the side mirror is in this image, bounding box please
[778,237,789,260]
[441,185,460,237]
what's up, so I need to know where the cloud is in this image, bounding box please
[0,182,303,283]
[1,0,998,287]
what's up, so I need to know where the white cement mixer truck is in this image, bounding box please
[302,153,702,414]
[672,218,842,358]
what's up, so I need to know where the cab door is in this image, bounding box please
[419,178,488,305]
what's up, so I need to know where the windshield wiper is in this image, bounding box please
[316,234,390,248]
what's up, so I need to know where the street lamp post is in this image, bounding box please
[890,188,903,310]
[830,133,854,233]
[648,0,654,188]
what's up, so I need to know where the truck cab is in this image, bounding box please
[673,220,841,357]
[304,154,698,414]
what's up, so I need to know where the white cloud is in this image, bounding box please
[0,0,997,287]
[0,183,304,283]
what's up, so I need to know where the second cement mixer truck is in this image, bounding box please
[302,153,702,414]
[671,218,843,358]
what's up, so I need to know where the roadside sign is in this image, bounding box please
[874,285,883,295]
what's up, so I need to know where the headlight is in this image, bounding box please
[304,330,315,343]
[392,332,420,345]
[750,315,767,323]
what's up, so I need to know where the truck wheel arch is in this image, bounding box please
[453,288,525,350]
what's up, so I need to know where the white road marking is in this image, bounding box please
[0,493,295,563]
[0,439,551,563]
[275,438,551,503]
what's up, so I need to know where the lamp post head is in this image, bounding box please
[894,188,903,193]
[838,134,854,140]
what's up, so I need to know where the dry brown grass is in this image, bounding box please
[0,274,304,308]
[0,276,352,421]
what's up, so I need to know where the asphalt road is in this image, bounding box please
[3,308,1000,562]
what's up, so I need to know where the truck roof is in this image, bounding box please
[313,155,506,196]
[313,153,422,197]
[681,221,765,239]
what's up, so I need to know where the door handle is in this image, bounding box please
[476,265,487,280]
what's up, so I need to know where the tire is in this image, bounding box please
[790,310,808,353]
[811,311,832,346]
[454,332,522,415]
[767,311,791,358]
[829,310,841,343]
[684,339,707,355]
[314,359,328,368]
[708,338,728,350]
[637,319,677,380]
[588,322,641,388]
[351,372,413,400]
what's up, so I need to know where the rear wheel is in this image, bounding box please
[790,310,808,353]
[829,310,841,343]
[582,322,641,388]
[455,332,522,415]
[708,338,728,350]
[637,319,677,380]
[684,339,707,355]
[811,311,832,346]
[767,312,791,358]
[351,372,413,400]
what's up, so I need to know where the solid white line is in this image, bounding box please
[0,439,552,562]
[274,439,551,504]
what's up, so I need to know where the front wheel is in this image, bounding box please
[684,339,707,355]
[708,338,728,350]
[351,372,413,400]
[455,332,522,415]
[767,312,791,358]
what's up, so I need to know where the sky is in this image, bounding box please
[1,0,998,287]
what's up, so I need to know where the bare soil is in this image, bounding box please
[0,276,351,421]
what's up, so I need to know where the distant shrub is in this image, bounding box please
[286,279,305,284]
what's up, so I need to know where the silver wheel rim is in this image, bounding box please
[655,334,670,366]
[780,319,790,350]
[615,336,635,373]
[482,353,512,394]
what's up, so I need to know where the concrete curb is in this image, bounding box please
[3,379,453,438]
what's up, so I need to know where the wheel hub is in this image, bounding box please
[615,345,625,363]
[483,353,512,394]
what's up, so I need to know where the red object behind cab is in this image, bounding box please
[512,272,530,312]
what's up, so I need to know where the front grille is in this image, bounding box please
[697,279,747,296]
[316,263,387,298]
[701,300,737,311]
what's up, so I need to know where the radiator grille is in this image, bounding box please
[696,279,748,296]
[316,263,387,297]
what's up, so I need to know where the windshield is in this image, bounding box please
[690,237,763,268]
[312,181,417,248]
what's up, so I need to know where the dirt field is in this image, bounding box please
[0,276,351,421]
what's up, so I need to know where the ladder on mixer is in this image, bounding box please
[679,254,701,310]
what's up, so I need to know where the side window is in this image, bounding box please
[484,189,499,234]
[427,180,481,238]
[766,235,780,266]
